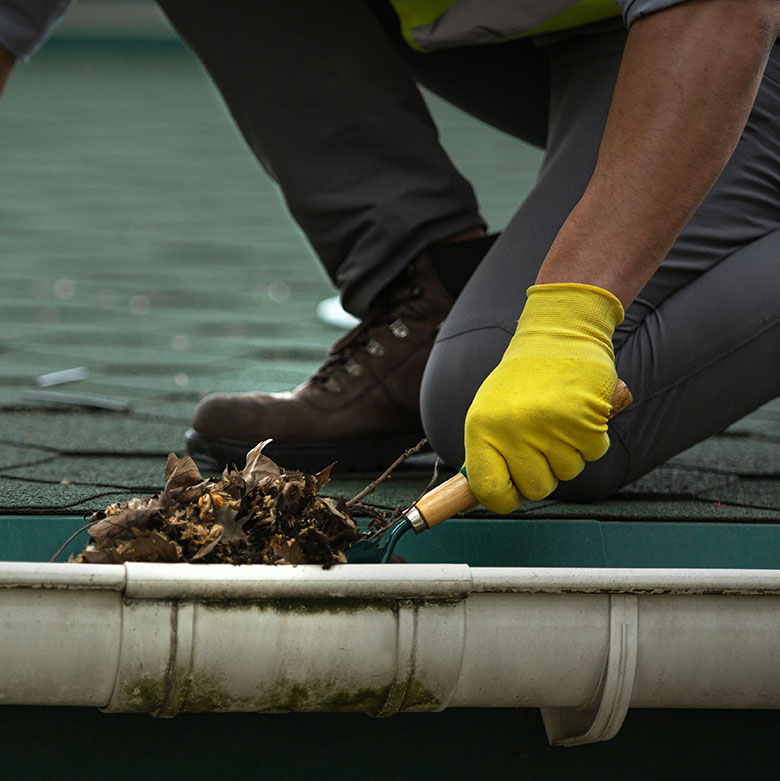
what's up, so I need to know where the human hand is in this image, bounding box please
[464,283,624,513]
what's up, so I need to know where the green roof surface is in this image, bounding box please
[1,39,778,541]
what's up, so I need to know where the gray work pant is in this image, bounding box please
[158,0,780,499]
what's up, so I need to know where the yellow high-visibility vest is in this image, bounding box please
[390,0,621,52]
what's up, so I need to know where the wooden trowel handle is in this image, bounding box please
[609,378,633,419]
[411,379,632,531]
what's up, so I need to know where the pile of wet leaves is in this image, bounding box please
[74,441,363,566]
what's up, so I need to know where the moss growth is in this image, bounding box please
[401,676,443,711]
[120,671,235,714]
[183,675,236,712]
[121,671,442,715]
[121,676,168,714]
[197,598,395,615]
[119,675,175,715]
[252,679,394,714]
[118,599,446,716]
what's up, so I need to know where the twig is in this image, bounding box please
[346,438,428,507]
[366,457,440,542]
[413,457,439,507]
[49,518,98,563]
[338,500,390,522]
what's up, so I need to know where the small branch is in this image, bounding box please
[413,457,440,507]
[49,518,98,563]
[341,500,391,522]
[346,438,427,508]
[365,458,440,542]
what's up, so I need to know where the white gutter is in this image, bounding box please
[2,562,780,746]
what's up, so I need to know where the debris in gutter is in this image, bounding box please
[73,440,362,566]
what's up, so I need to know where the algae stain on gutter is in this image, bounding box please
[121,672,236,714]
[399,675,444,712]
[252,678,393,714]
[250,676,443,714]
[120,666,443,715]
[118,598,447,715]
[120,675,171,715]
[183,674,237,712]
[122,674,401,714]
[196,598,397,615]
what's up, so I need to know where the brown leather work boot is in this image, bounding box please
[186,236,496,472]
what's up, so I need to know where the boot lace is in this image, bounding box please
[311,278,424,393]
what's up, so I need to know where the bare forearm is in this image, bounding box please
[0,44,13,98]
[536,0,780,309]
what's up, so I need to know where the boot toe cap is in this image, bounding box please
[191,391,291,444]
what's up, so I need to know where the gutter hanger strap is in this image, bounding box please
[541,594,638,746]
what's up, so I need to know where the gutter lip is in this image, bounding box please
[469,567,780,595]
[2,562,780,597]
[0,562,126,591]
[121,562,474,600]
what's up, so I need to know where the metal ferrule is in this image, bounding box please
[405,506,427,534]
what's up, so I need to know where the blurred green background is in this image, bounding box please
[0,0,778,522]
[0,0,547,515]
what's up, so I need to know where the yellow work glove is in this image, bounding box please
[464,283,624,513]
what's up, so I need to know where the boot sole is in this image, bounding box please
[185,428,430,474]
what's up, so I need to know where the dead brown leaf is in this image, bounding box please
[275,538,305,565]
[241,439,281,490]
[192,536,221,561]
[115,530,180,562]
[313,462,336,492]
[79,548,125,564]
[215,502,246,544]
[89,499,161,545]
[163,453,204,504]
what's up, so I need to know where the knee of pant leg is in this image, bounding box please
[421,327,511,469]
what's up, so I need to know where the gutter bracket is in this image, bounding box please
[372,600,417,717]
[541,593,638,746]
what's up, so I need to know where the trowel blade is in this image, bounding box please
[345,539,383,563]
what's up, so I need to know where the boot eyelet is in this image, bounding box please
[364,339,385,358]
[389,318,410,340]
[344,358,364,377]
[322,376,343,393]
